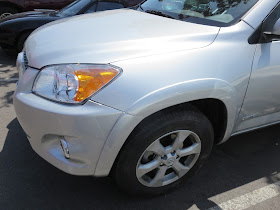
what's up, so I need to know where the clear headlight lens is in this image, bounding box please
[33,64,120,104]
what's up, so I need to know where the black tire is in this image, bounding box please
[17,31,32,52]
[113,105,214,195]
[0,6,19,19]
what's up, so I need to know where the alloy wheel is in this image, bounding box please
[136,130,201,187]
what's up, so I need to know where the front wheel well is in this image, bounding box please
[109,98,228,176]
[189,99,227,144]
[132,98,228,144]
[132,99,228,144]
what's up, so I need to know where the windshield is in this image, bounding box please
[140,0,259,26]
[59,0,92,16]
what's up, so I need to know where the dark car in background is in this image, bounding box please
[0,0,143,54]
[0,0,75,18]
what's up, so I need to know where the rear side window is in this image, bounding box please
[96,2,124,12]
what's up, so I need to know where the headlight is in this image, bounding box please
[33,64,121,104]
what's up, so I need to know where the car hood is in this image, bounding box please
[25,9,220,69]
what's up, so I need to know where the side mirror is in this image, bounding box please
[263,18,280,41]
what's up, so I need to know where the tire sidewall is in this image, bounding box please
[114,109,214,195]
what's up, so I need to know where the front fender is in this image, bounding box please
[94,78,238,176]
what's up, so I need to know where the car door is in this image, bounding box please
[234,2,280,132]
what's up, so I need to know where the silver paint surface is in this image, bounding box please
[14,2,280,176]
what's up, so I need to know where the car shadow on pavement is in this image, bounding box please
[1,118,280,209]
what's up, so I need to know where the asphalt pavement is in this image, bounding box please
[0,48,280,210]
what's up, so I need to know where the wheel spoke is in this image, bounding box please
[151,166,168,187]
[177,143,201,157]
[136,158,161,178]
[172,130,191,151]
[136,129,202,187]
[146,140,166,157]
[172,161,189,177]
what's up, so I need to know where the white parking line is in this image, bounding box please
[0,78,18,82]
[208,181,280,210]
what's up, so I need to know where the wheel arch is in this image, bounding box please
[94,78,239,176]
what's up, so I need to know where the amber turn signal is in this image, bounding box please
[74,68,119,102]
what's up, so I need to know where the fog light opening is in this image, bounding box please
[59,137,70,159]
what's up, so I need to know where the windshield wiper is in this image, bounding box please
[145,10,175,19]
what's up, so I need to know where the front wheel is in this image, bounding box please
[113,105,214,195]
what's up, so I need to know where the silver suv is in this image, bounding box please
[14,0,280,195]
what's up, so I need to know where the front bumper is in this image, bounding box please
[14,68,123,176]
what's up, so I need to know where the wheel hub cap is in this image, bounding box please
[162,153,177,167]
[136,130,201,187]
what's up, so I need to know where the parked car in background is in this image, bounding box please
[0,0,143,54]
[0,0,75,19]
[14,0,280,195]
